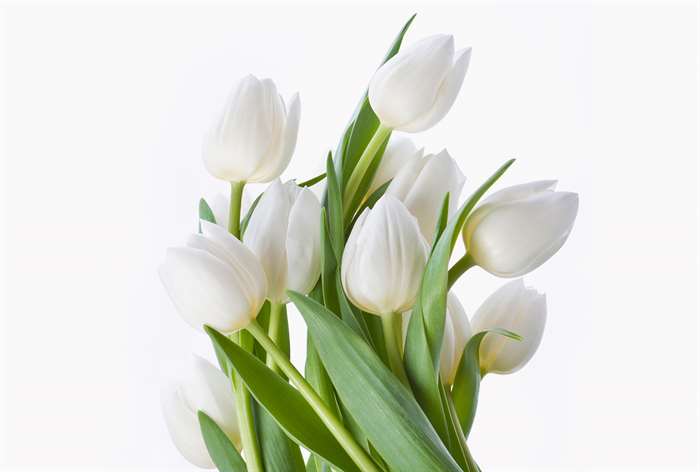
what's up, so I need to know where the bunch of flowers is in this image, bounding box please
[159,15,579,472]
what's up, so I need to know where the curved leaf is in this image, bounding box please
[198,411,247,472]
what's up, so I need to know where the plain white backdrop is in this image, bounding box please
[0,1,698,470]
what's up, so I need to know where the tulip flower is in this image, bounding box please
[471,279,546,375]
[402,292,471,384]
[367,135,422,196]
[203,75,300,183]
[369,34,472,133]
[159,220,267,332]
[243,180,322,303]
[463,180,579,278]
[161,355,240,468]
[387,149,466,242]
[341,195,429,316]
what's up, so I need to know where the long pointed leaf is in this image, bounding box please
[198,411,247,472]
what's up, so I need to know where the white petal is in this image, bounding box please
[285,187,322,298]
[398,48,472,133]
[481,180,558,206]
[242,180,291,302]
[386,153,427,201]
[369,134,421,195]
[446,292,471,381]
[369,35,455,129]
[439,314,456,384]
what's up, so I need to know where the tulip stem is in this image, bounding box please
[266,302,284,375]
[381,312,411,388]
[228,181,245,238]
[447,253,475,289]
[234,330,264,472]
[246,320,380,472]
[342,124,391,216]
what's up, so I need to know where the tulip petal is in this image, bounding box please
[285,187,322,298]
[398,47,472,133]
[369,135,420,195]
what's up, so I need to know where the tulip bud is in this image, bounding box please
[243,180,322,303]
[387,149,465,242]
[159,220,267,332]
[369,34,471,133]
[463,181,579,277]
[402,292,471,384]
[341,195,429,316]
[161,356,240,468]
[471,279,546,375]
[204,75,301,183]
[367,135,422,196]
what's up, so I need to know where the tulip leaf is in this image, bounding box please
[289,291,463,472]
[205,327,361,472]
[335,14,416,188]
[256,404,306,472]
[299,172,327,187]
[404,159,515,443]
[432,193,450,251]
[240,192,263,237]
[198,198,216,232]
[452,329,521,438]
[197,411,247,472]
[325,153,344,259]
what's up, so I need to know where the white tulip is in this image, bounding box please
[243,180,321,303]
[463,180,579,277]
[204,75,300,183]
[387,149,466,242]
[341,195,429,316]
[402,292,471,384]
[368,135,422,196]
[161,356,240,468]
[369,34,471,133]
[471,279,547,375]
[159,220,267,332]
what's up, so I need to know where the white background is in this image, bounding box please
[1,1,698,470]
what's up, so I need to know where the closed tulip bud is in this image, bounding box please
[368,135,422,196]
[341,195,429,316]
[387,149,466,242]
[369,34,472,132]
[204,75,300,183]
[243,180,322,303]
[471,279,547,375]
[161,356,240,468]
[159,220,267,332]
[402,292,471,384]
[463,181,579,277]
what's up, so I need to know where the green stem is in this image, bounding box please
[246,321,380,472]
[235,330,263,472]
[381,312,410,388]
[342,125,391,215]
[447,253,475,289]
[266,302,284,375]
[228,181,245,238]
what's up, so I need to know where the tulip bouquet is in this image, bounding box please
[159,15,579,472]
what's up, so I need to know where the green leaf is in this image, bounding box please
[198,411,247,472]
[198,198,216,232]
[256,404,305,472]
[404,159,515,442]
[205,327,361,472]
[240,192,263,237]
[452,329,521,438]
[325,153,344,259]
[289,291,462,472]
[431,193,450,251]
[334,14,416,188]
[298,172,327,188]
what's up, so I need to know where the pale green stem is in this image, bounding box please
[266,302,284,375]
[447,252,475,289]
[381,312,410,388]
[342,125,391,215]
[228,181,245,238]
[245,320,380,472]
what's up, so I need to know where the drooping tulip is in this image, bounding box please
[369,34,472,133]
[402,292,471,384]
[243,180,321,303]
[368,135,422,196]
[463,181,579,277]
[159,220,267,332]
[470,279,547,375]
[387,149,466,242]
[341,195,429,316]
[203,75,300,183]
[161,355,240,468]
